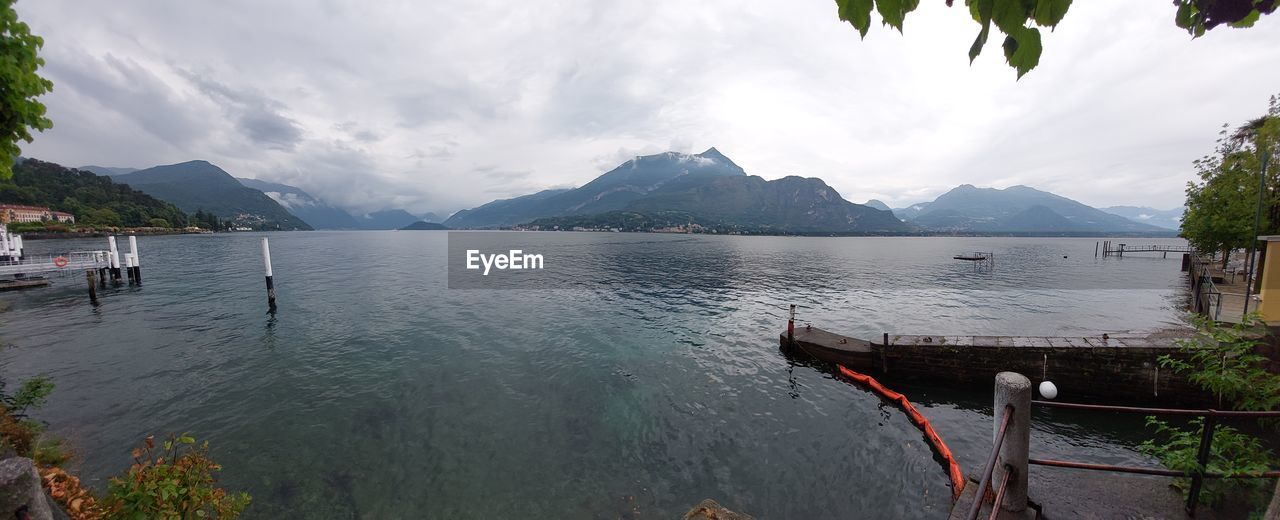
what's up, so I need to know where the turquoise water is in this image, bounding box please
[0,232,1188,518]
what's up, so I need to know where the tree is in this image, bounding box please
[0,0,53,180]
[1181,95,1280,263]
[833,0,1278,77]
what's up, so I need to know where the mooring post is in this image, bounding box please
[124,254,134,285]
[883,332,889,347]
[262,237,277,311]
[993,372,1031,513]
[128,235,141,285]
[107,236,122,284]
[1094,241,1099,258]
[786,304,795,346]
[85,270,97,303]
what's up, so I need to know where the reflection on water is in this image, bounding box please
[0,232,1187,518]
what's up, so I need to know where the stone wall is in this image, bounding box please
[869,343,1206,406]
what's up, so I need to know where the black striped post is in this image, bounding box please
[262,237,277,311]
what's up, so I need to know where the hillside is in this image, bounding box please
[1100,206,1184,230]
[356,209,420,230]
[237,177,361,229]
[897,185,1167,233]
[446,148,903,233]
[443,148,744,228]
[1,159,189,227]
[399,221,449,230]
[109,161,311,230]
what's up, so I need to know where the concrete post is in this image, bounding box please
[1265,478,1280,520]
[994,371,1031,512]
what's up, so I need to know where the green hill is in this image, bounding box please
[0,159,189,228]
[109,161,311,230]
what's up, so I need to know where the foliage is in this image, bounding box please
[1139,313,1280,511]
[1181,96,1280,256]
[0,159,190,228]
[148,217,171,228]
[102,434,250,520]
[833,0,1277,77]
[0,375,53,418]
[1160,314,1280,411]
[0,376,66,468]
[0,0,54,180]
[42,466,101,520]
[1139,417,1275,508]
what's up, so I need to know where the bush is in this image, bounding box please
[1140,313,1280,512]
[102,434,250,520]
[147,218,170,229]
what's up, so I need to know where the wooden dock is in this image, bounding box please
[0,278,51,291]
[781,326,1203,405]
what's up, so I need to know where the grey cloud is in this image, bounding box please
[178,69,304,151]
[15,0,1280,214]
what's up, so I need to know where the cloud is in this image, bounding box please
[13,0,1280,215]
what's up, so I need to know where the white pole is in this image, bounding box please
[128,236,139,267]
[262,238,273,277]
[107,236,122,283]
[128,235,141,284]
[262,237,276,310]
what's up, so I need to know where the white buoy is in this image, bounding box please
[1039,381,1058,400]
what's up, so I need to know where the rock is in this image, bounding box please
[683,499,753,520]
[0,457,54,520]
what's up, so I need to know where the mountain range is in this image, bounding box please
[99,161,312,230]
[445,148,907,233]
[1099,206,1184,230]
[889,184,1170,234]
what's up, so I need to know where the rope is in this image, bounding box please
[836,365,966,501]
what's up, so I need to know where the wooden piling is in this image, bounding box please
[85,270,97,303]
[786,304,795,346]
[262,237,277,311]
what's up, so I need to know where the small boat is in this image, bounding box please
[953,252,989,261]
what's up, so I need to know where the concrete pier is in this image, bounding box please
[782,327,1203,405]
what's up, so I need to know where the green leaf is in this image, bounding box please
[836,0,875,37]
[1007,26,1042,78]
[1174,1,1195,29]
[1032,0,1071,27]
[1228,9,1260,28]
[876,0,908,32]
[969,0,994,62]
[991,0,1028,34]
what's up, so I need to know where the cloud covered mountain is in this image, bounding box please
[447,148,906,233]
[896,184,1169,234]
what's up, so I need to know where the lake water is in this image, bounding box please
[0,232,1190,518]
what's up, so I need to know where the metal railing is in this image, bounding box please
[1029,400,1280,514]
[0,251,110,277]
[966,404,1014,520]
[1189,258,1224,321]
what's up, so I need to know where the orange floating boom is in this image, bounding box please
[837,364,966,501]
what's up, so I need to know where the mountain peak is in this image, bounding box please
[697,147,725,158]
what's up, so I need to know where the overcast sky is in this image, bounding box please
[14,1,1280,216]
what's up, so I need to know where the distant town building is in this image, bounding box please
[0,204,76,224]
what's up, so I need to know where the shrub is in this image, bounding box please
[102,434,250,520]
[1140,313,1280,512]
[147,218,170,229]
